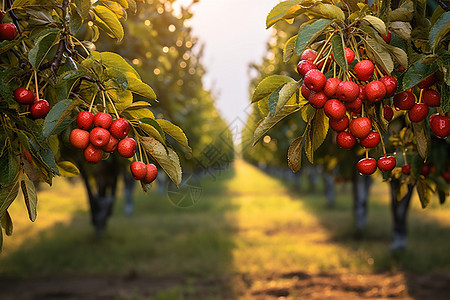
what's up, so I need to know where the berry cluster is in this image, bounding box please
[13,87,50,119]
[0,10,17,41]
[297,47,448,176]
[70,111,136,164]
[130,161,158,184]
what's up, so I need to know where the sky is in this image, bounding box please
[172,0,277,140]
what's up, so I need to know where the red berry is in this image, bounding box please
[344,47,355,64]
[418,73,436,89]
[408,103,429,122]
[93,112,113,129]
[402,164,411,175]
[102,135,119,153]
[359,131,380,148]
[76,111,94,130]
[354,60,374,81]
[301,49,319,62]
[379,76,398,97]
[30,99,50,119]
[422,89,441,107]
[142,164,158,184]
[13,87,35,105]
[421,165,430,177]
[377,156,396,172]
[89,127,111,148]
[383,105,394,121]
[84,144,103,164]
[304,69,326,92]
[0,23,18,41]
[357,158,377,175]
[324,78,341,98]
[329,115,349,132]
[393,91,415,110]
[296,60,318,77]
[365,80,386,103]
[336,131,356,149]
[349,117,372,139]
[308,91,328,109]
[442,171,450,183]
[345,98,362,114]
[429,114,450,139]
[382,31,391,44]
[69,129,90,150]
[336,81,360,102]
[301,84,311,99]
[324,99,346,120]
[118,138,137,158]
[109,118,130,139]
[130,161,147,180]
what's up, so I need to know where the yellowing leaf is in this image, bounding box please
[156,119,191,152]
[126,75,157,100]
[93,5,124,41]
[252,75,294,103]
[91,51,140,78]
[362,15,387,35]
[57,161,80,178]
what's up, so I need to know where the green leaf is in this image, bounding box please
[251,75,294,103]
[21,176,37,222]
[365,37,394,74]
[401,60,438,91]
[306,3,345,22]
[28,31,60,69]
[91,51,140,78]
[141,137,182,187]
[100,1,127,19]
[412,121,430,160]
[429,11,450,51]
[0,177,20,220]
[441,83,450,114]
[417,178,431,208]
[283,35,297,63]
[105,68,128,91]
[310,108,329,152]
[108,0,129,9]
[0,38,24,55]
[93,5,124,41]
[331,34,347,73]
[126,75,157,100]
[266,0,302,28]
[275,81,299,115]
[362,15,387,35]
[156,119,191,152]
[295,19,333,56]
[75,0,91,20]
[11,0,58,9]
[57,161,80,178]
[288,136,304,173]
[119,101,152,114]
[0,150,19,186]
[43,99,83,138]
[253,107,301,146]
[140,117,166,144]
[1,211,13,236]
[268,84,285,116]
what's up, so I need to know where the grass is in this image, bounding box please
[1,160,450,298]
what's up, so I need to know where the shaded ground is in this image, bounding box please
[1,160,450,299]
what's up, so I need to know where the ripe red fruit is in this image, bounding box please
[142,164,158,184]
[345,98,362,114]
[420,165,430,177]
[402,164,411,175]
[30,99,50,119]
[296,60,318,77]
[301,49,319,62]
[377,156,396,172]
[344,47,355,64]
[110,118,130,139]
[324,78,341,98]
[393,91,415,110]
[379,76,398,97]
[118,138,137,158]
[84,144,103,164]
[359,131,380,148]
[429,114,450,139]
[442,171,450,183]
[324,99,346,120]
[422,89,441,107]
[130,161,147,180]
[102,135,119,153]
[13,87,35,105]
[0,23,18,41]
[69,129,90,150]
[308,91,328,109]
[76,111,94,130]
[304,69,326,92]
[382,31,391,44]
[349,117,372,139]
[329,115,349,132]
[408,103,429,122]
[336,81,359,102]
[354,60,374,81]
[357,158,377,175]
[336,131,356,149]
[301,84,311,99]
[93,112,113,129]
[89,127,111,148]
[365,80,386,103]
[417,73,437,89]
[383,105,394,121]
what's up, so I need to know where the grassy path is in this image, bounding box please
[1,160,450,299]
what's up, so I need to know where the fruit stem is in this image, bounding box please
[25,73,33,90]
[333,61,336,78]
[70,36,90,56]
[33,70,39,101]
[402,150,408,165]
[88,93,96,113]
[351,35,360,62]
[365,149,369,159]
[314,30,336,65]
[418,88,423,104]
[104,91,120,119]
[361,102,365,118]
[374,64,383,78]
[101,91,107,112]
[373,122,387,156]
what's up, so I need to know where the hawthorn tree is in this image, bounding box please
[0,0,189,249]
[251,0,449,208]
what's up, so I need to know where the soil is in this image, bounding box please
[1,271,450,300]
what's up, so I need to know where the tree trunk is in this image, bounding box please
[352,172,373,230]
[389,179,414,250]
